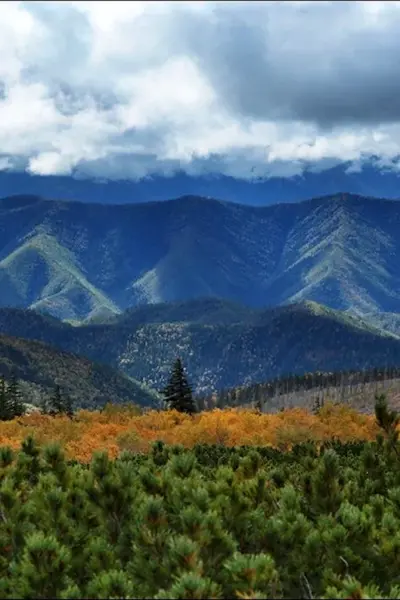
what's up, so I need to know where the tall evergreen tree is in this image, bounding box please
[63,393,75,419]
[216,388,228,409]
[254,386,263,413]
[162,358,196,415]
[48,385,74,418]
[312,396,322,415]
[6,375,25,418]
[48,385,64,416]
[0,376,12,421]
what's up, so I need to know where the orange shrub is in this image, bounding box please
[0,403,382,461]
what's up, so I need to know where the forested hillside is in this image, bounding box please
[1,301,400,396]
[0,333,156,410]
[2,193,400,320]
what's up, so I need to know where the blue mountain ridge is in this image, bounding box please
[1,191,400,320]
[0,161,400,206]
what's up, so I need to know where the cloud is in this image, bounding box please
[1,0,400,180]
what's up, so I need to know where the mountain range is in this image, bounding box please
[2,191,400,401]
[1,192,400,321]
[1,299,400,395]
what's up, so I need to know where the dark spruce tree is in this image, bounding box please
[162,358,197,415]
[0,376,25,421]
[0,376,12,421]
[48,385,64,416]
[48,385,74,418]
[7,375,25,418]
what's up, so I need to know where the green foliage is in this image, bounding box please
[10,532,73,599]
[1,401,400,598]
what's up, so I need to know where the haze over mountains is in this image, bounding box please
[0,163,400,206]
[1,192,400,322]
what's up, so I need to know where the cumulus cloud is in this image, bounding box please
[1,0,400,180]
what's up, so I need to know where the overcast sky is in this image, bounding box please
[2,0,400,181]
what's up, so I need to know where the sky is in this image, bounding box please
[2,0,400,182]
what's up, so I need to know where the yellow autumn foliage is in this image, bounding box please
[0,402,381,462]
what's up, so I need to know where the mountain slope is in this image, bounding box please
[1,301,400,395]
[360,311,400,338]
[2,192,400,319]
[0,331,157,409]
[271,196,400,313]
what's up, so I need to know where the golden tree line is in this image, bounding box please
[0,402,381,463]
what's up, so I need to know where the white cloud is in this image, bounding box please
[1,1,400,180]
[0,157,12,171]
